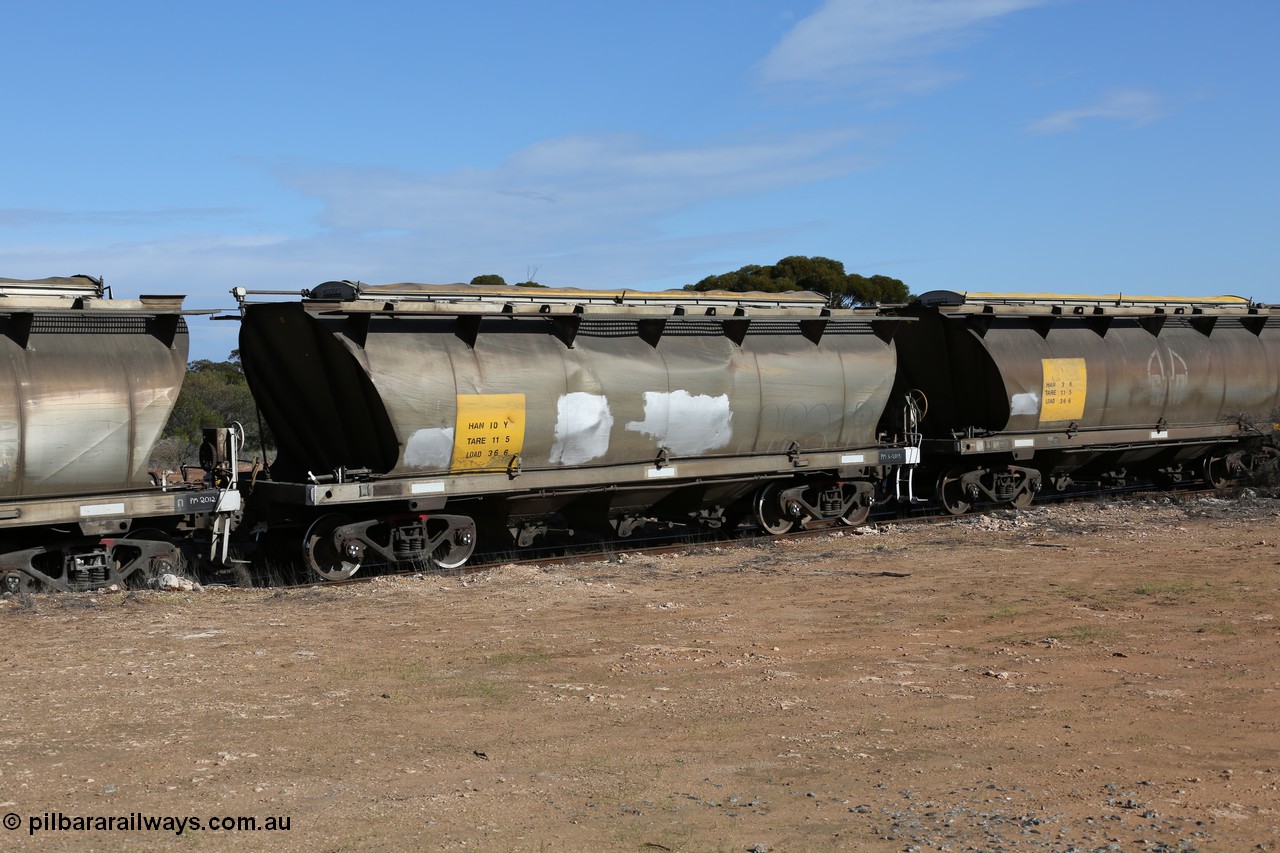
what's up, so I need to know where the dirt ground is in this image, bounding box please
[1,492,1278,852]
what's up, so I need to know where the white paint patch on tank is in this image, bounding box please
[626,390,732,456]
[550,392,615,465]
[1010,392,1039,416]
[404,427,455,469]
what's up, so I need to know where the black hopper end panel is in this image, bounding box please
[240,303,400,480]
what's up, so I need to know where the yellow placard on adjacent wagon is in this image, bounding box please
[451,394,526,471]
[1040,358,1087,422]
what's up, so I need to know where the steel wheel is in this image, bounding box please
[122,528,193,587]
[123,528,184,570]
[838,488,872,526]
[936,468,973,516]
[303,514,362,581]
[1010,473,1039,509]
[752,483,794,535]
[1202,453,1233,490]
[1010,489,1035,509]
[431,526,476,570]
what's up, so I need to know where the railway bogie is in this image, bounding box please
[933,463,1043,515]
[299,510,477,580]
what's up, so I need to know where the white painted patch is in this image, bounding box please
[625,391,732,456]
[411,482,446,494]
[904,447,921,464]
[80,502,125,517]
[1013,438,1035,448]
[1150,430,1168,439]
[550,392,614,465]
[1010,392,1039,416]
[841,453,866,464]
[404,427,455,468]
[646,466,677,478]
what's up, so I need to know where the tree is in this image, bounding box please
[684,256,910,306]
[471,274,546,288]
[775,256,849,298]
[846,273,911,305]
[155,358,272,471]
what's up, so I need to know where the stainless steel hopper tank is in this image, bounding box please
[238,282,913,577]
[893,290,1280,512]
[0,276,188,498]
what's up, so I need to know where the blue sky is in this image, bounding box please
[3,0,1277,360]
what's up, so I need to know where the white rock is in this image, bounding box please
[157,573,196,592]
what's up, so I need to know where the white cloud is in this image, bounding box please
[0,127,872,345]
[0,207,243,229]
[759,0,1046,95]
[278,129,868,259]
[1027,89,1171,135]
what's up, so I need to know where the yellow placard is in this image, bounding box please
[1040,358,1087,422]
[451,394,526,471]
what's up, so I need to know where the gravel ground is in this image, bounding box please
[1,491,1277,851]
